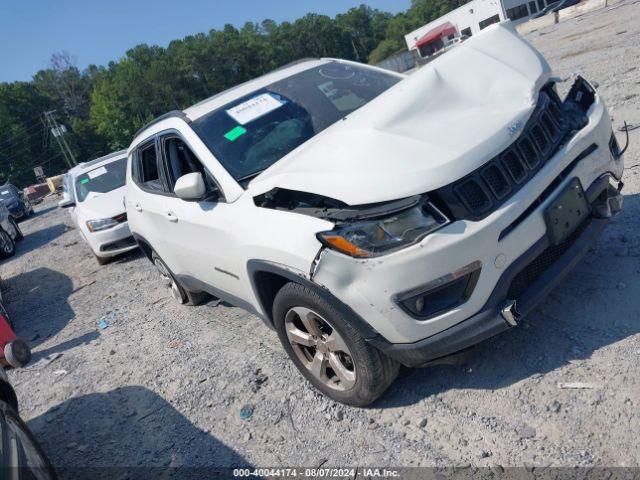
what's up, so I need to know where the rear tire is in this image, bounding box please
[273,282,399,407]
[0,229,15,259]
[151,252,209,306]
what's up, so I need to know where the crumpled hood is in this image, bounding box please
[250,22,552,206]
[76,185,127,220]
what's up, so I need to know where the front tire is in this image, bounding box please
[9,217,23,241]
[0,228,15,259]
[273,282,399,407]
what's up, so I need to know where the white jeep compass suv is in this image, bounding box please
[125,23,625,406]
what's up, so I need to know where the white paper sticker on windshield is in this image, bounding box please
[87,166,107,179]
[226,93,283,125]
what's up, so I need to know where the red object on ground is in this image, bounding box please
[24,183,50,202]
[415,22,458,48]
[0,313,17,350]
[0,311,31,368]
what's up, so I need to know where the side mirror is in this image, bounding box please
[174,172,206,201]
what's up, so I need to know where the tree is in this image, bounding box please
[2,0,472,186]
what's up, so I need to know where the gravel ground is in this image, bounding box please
[2,2,640,476]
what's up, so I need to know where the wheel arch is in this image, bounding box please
[131,233,154,262]
[247,259,379,340]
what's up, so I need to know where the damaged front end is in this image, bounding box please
[429,74,624,223]
[255,75,622,259]
[255,189,450,258]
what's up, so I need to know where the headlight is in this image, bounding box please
[86,218,119,232]
[317,201,449,258]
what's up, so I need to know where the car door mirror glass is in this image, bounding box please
[174,172,206,201]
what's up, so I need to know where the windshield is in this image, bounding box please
[191,61,401,181]
[75,157,127,202]
[0,189,17,202]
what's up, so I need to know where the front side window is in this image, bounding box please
[75,157,127,202]
[161,136,217,193]
[191,61,401,182]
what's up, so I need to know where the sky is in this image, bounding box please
[0,0,411,83]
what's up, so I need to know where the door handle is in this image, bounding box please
[166,211,178,222]
[134,203,142,212]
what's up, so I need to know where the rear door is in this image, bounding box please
[156,132,245,298]
[126,139,173,261]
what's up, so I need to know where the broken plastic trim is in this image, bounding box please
[254,188,423,223]
[611,121,630,159]
[563,75,595,132]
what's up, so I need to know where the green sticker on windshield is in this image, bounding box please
[80,178,89,184]
[224,125,247,142]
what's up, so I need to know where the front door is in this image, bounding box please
[157,134,246,299]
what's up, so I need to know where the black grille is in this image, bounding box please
[507,220,588,299]
[501,150,527,183]
[435,88,570,221]
[100,236,137,252]
[453,180,491,213]
[481,164,511,199]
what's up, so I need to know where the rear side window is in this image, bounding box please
[133,142,165,192]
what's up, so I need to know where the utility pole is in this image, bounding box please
[42,110,77,167]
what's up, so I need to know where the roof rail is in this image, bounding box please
[133,110,190,140]
[270,58,319,74]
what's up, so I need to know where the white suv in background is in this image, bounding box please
[63,150,137,265]
[125,23,624,406]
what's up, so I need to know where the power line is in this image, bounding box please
[0,153,65,182]
[0,120,44,149]
[0,132,48,158]
[0,151,58,177]
[0,121,42,143]
[0,114,44,138]
[0,126,55,160]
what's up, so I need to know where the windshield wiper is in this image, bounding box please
[237,170,267,183]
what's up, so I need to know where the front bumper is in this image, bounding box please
[313,78,624,350]
[83,221,138,258]
[371,192,616,366]
[7,205,24,218]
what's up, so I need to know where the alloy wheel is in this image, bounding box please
[284,306,356,391]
